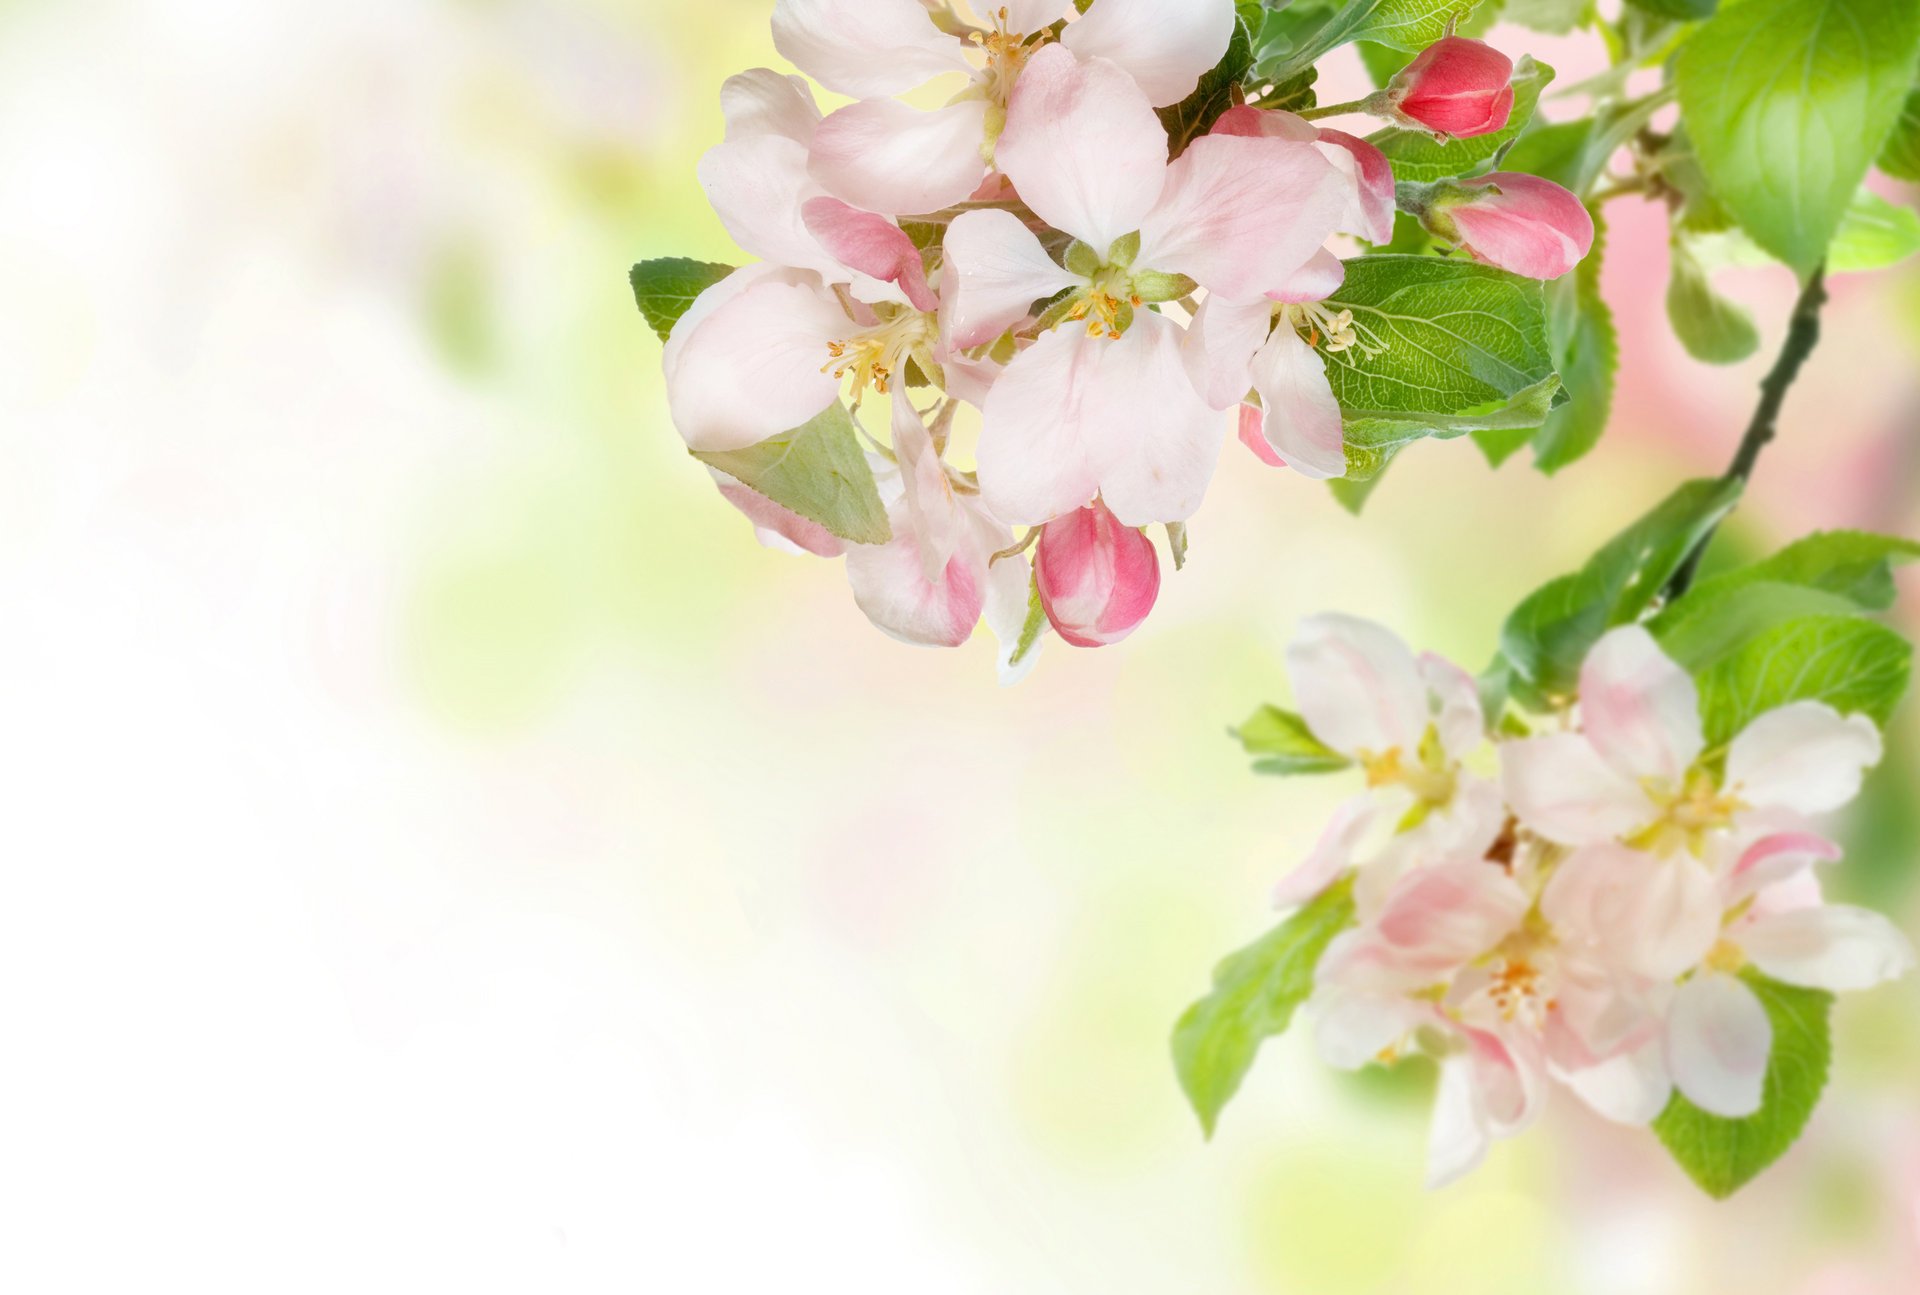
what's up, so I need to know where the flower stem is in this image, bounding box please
[1663,265,1830,601]
[1295,98,1374,121]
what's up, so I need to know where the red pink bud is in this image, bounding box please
[1432,173,1595,280]
[1034,499,1161,648]
[1386,37,1514,138]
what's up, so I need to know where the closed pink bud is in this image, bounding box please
[1386,37,1514,138]
[1433,173,1595,280]
[1033,500,1161,648]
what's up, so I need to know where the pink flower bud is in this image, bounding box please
[1386,37,1514,138]
[1429,173,1595,280]
[1033,500,1161,648]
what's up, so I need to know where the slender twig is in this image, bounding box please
[1663,266,1830,600]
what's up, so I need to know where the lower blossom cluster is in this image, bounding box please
[659,2,1593,675]
[1276,615,1914,1186]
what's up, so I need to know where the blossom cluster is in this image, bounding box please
[1274,614,1913,1187]
[659,1,1592,674]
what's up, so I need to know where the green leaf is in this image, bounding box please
[1654,581,1868,672]
[1234,705,1353,775]
[1161,16,1255,156]
[1675,0,1920,275]
[1532,207,1616,473]
[1368,58,1556,184]
[1688,186,1920,274]
[1009,574,1047,671]
[1653,971,1831,1199]
[1320,255,1556,419]
[1355,40,1414,87]
[1667,239,1761,364]
[1500,478,1742,703]
[1505,0,1594,34]
[1662,530,1920,636]
[630,257,735,343]
[1267,0,1483,78]
[1626,0,1715,19]
[1696,614,1913,745]
[1342,374,1563,483]
[1879,88,1920,180]
[691,403,892,547]
[1173,880,1357,1137]
[1499,118,1600,191]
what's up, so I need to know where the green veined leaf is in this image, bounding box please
[630,257,735,342]
[1675,0,1920,275]
[1234,705,1353,775]
[1367,58,1556,184]
[1653,971,1832,1199]
[692,403,892,547]
[1173,880,1357,1137]
[1266,0,1483,79]
[1696,614,1913,746]
[1500,478,1742,704]
[1654,581,1867,672]
[1532,207,1616,473]
[1666,239,1761,364]
[1341,373,1564,486]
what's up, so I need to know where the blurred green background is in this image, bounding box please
[1,1,1916,1290]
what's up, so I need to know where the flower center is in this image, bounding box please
[1063,286,1140,340]
[1281,301,1385,360]
[1629,767,1744,858]
[823,310,934,402]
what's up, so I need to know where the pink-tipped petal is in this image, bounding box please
[710,469,847,558]
[995,45,1169,251]
[1136,135,1346,300]
[1543,843,1721,981]
[1208,105,1319,142]
[1033,498,1162,647]
[1060,0,1237,107]
[1667,972,1772,1119]
[1180,293,1273,411]
[1579,625,1705,789]
[1287,613,1430,759]
[771,0,969,98]
[941,209,1081,350]
[1267,248,1346,305]
[719,68,821,145]
[663,275,846,452]
[845,469,984,649]
[1237,403,1285,466]
[1314,129,1396,245]
[1273,797,1378,909]
[1247,324,1346,480]
[1725,702,1883,814]
[1730,831,1844,902]
[1740,906,1917,992]
[802,197,939,313]
[891,391,963,582]
[809,98,992,219]
[697,135,834,275]
[1501,732,1659,846]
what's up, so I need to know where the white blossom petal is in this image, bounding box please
[1562,1042,1673,1126]
[1725,702,1883,814]
[941,209,1080,350]
[1061,0,1237,107]
[1245,324,1346,480]
[1287,613,1429,758]
[1667,972,1772,1119]
[1578,625,1704,788]
[809,98,991,218]
[771,0,969,98]
[719,68,821,145]
[1501,733,1659,846]
[1740,905,1917,992]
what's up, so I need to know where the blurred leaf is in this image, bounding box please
[1880,88,1920,180]
[1234,705,1353,774]
[1500,478,1742,703]
[1653,971,1831,1199]
[1173,880,1356,1137]
[1368,58,1555,184]
[1654,581,1866,672]
[1499,118,1599,191]
[1355,40,1413,87]
[1676,0,1920,275]
[1505,0,1593,34]
[1696,614,1912,745]
[1162,16,1255,156]
[1667,240,1761,364]
[631,257,734,343]
[1626,0,1715,18]
[1532,208,1616,473]
[691,403,892,546]
[1662,530,1920,624]
[1839,730,1920,910]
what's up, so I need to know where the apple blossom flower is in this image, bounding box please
[943,46,1352,526]
[1404,172,1596,280]
[1377,36,1516,138]
[1032,498,1161,647]
[1269,615,1507,912]
[777,0,1237,216]
[1501,625,1884,853]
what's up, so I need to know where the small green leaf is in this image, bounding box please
[1880,89,1920,180]
[1696,614,1913,746]
[1653,971,1832,1199]
[630,257,735,343]
[1368,58,1556,184]
[1161,16,1255,156]
[1234,705,1353,775]
[1264,0,1483,79]
[1532,207,1616,473]
[1173,880,1357,1137]
[1667,239,1761,365]
[1500,478,1742,703]
[1676,0,1920,275]
[1009,573,1047,670]
[692,403,892,547]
